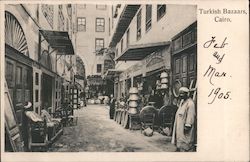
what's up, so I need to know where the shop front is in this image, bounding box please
[4,11,75,151]
[115,42,171,104]
[38,29,75,112]
[87,75,104,99]
[171,21,197,101]
[5,11,33,151]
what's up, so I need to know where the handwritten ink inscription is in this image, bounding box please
[203,36,231,104]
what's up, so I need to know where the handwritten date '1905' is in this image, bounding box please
[208,88,231,104]
[203,36,231,104]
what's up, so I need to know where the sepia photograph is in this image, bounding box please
[4,3,197,152]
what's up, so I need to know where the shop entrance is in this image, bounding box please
[41,73,53,112]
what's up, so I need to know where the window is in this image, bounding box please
[16,66,22,85]
[41,4,54,28]
[95,38,104,53]
[96,18,105,32]
[116,48,118,57]
[126,29,130,48]
[97,64,102,73]
[182,56,187,73]
[108,18,111,36]
[121,39,123,52]
[35,107,39,114]
[77,17,86,31]
[35,73,39,85]
[146,5,152,31]
[190,54,195,71]
[175,59,180,74]
[96,5,106,10]
[6,62,14,83]
[157,5,166,21]
[35,90,39,102]
[136,10,142,40]
[112,6,114,29]
[58,5,65,31]
[66,18,69,31]
[79,4,86,9]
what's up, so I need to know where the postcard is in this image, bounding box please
[1,0,249,161]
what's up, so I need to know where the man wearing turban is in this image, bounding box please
[171,87,196,152]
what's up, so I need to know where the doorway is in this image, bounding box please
[41,73,53,112]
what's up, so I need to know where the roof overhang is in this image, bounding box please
[39,30,75,55]
[109,5,141,47]
[115,41,170,61]
[104,69,123,78]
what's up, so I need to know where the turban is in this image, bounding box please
[179,87,189,93]
[24,102,32,109]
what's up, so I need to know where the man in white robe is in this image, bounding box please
[171,87,196,152]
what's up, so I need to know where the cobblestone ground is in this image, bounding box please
[49,104,177,152]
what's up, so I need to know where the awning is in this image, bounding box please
[104,69,123,78]
[145,66,165,77]
[109,5,141,47]
[115,41,170,61]
[39,30,74,55]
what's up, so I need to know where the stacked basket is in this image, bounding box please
[128,87,139,114]
[160,72,168,89]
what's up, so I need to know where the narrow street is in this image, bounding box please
[49,104,177,152]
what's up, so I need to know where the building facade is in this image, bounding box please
[107,4,197,103]
[75,4,109,76]
[4,4,79,151]
[75,4,111,97]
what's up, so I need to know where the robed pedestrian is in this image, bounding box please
[171,87,196,152]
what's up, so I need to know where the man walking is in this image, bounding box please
[171,87,196,152]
